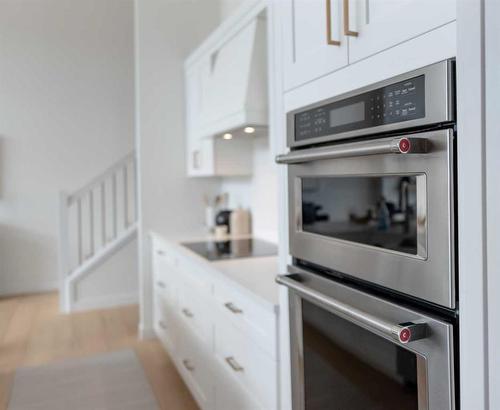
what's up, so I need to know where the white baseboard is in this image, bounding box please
[71,293,138,312]
[0,280,58,298]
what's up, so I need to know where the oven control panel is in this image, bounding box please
[295,75,426,142]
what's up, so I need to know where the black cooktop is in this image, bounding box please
[182,238,277,261]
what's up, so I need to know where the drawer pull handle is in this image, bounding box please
[156,250,165,256]
[158,321,167,330]
[225,356,244,372]
[182,308,194,318]
[224,302,243,314]
[182,359,195,372]
[157,281,166,289]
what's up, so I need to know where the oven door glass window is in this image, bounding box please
[302,299,420,410]
[301,175,424,255]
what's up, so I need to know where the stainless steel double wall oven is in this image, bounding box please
[277,60,458,410]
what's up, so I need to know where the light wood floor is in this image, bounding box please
[0,292,198,410]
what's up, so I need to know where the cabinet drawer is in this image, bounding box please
[153,272,176,308]
[177,322,214,410]
[152,244,179,291]
[214,357,266,410]
[178,258,212,295]
[214,281,277,359]
[214,316,277,409]
[153,293,177,353]
[153,242,178,270]
[178,281,213,346]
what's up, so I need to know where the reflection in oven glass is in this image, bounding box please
[303,300,419,410]
[302,176,420,254]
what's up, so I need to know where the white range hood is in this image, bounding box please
[198,15,268,139]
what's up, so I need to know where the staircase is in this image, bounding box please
[58,152,138,312]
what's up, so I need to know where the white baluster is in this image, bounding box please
[77,197,83,265]
[89,190,94,258]
[101,181,106,246]
[112,171,118,239]
[123,164,129,228]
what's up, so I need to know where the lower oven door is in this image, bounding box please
[278,266,456,410]
[283,128,455,308]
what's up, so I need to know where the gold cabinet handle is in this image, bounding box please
[182,308,194,318]
[224,302,243,314]
[326,0,341,45]
[225,356,244,372]
[182,359,195,372]
[343,0,358,37]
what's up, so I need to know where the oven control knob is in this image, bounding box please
[395,322,428,344]
[391,137,429,154]
[399,138,411,153]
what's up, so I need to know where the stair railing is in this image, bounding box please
[58,151,138,311]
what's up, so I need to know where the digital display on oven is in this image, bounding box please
[295,75,425,142]
[329,101,365,127]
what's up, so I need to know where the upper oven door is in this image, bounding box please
[285,129,455,309]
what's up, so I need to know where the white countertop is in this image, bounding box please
[150,231,280,309]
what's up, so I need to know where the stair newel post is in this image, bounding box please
[58,191,70,312]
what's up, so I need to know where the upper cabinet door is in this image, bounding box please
[281,0,348,91]
[347,0,456,63]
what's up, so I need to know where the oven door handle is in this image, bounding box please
[276,274,428,344]
[275,137,429,164]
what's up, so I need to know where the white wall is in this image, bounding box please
[0,0,136,296]
[485,0,500,406]
[220,135,279,242]
[73,239,138,311]
[219,0,247,19]
[135,0,221,336]
[216,0,279,243]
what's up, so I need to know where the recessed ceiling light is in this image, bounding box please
[244,127,255,134]
[222,133,233,140]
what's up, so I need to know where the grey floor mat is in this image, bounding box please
[8,349,158,410]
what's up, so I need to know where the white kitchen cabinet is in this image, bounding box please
[348,0,456,63]
[279,0,456,91]
[151,234,279,410]
[214,356,265,410]
[199,17,268,138]
[185,61,253,178]
[281,0,348,91]
[214,314,277,409]
[185,62,217,177]
[176,321,215,410]
[184,2,268,178]
[186,136,254,177]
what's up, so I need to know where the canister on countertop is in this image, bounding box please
[230,207,251,235]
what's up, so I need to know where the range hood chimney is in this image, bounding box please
[198,15,268,140]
